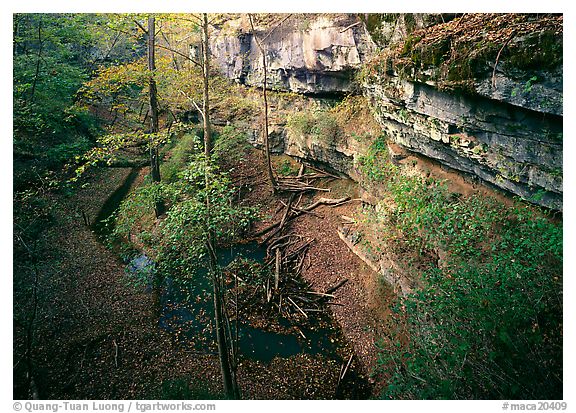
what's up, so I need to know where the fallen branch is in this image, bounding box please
[267,234,300,254]
[287,296,308,318]
[295,326,306,339]
[340,353,354,381]
[295,253,306,276]
[278,184,331,193]
[340,215,356,224]
[280,200,324,218]
[302,164,342,179]
[283,239,313,263]
[305,291,335,298]
[254,197,350,239]
[278,173,328,180]
[325,279,349,295]
[339,21,361,33]
[262,194,295,243]
[297,163,305,178]
[302,197,350,211]
[274,249,281,290]
[113,339,119,368]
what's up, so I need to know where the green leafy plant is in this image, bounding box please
[359,136,562,399]
[286,109,340,143]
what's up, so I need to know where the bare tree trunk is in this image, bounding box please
[248,15,277,192]
[206,239,237,399]
[200,15,238,397]
[202,13,212,159]
[261,48,277,191]
[29,17,43,103]
[147,15,165,218]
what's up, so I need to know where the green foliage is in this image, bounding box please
[114,152,255,282]
[357,135,396,183]
[361,137,563,399]
[157,156,255,278]
[286,109,340,143]
[212,125,251,164]
[505,30,562,72]
[161,133,202,183]
[277,159,300,176]
[72,131,169,180]
[13,14,139,163]
[44,138,93,168]
[365,14,562,96]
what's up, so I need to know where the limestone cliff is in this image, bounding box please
[210,13,563,210]
[363,14,563,210]
[210,14,375,94]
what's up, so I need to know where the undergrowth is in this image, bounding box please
[286,109,340,143]
[359,136,563,399]
[112,134,255,285]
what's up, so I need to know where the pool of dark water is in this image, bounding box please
[129,242,340,363]
[91,165,371,397]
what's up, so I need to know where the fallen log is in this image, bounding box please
[297,163,305,178]
[279,200,324,218]
[262,194,295,243]
[302,197,350,211]
[278,184,331,193]
[295,253,306,276]
[274,249,281,290]
[302,164,342,179]
[340,215,356,224]
[305,291,335,298]
[283,239,313,263]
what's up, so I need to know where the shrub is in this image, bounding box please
[286,109,340,143]
[361,137,563,399]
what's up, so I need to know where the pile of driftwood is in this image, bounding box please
[250,164,354,322]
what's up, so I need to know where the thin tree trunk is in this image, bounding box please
[248,15,277,191]
[202,13,212,158]
[29,17,43,103]
[13,15,21,56]
[147,15,165,218]
[200,13,238,399]
[207,239,236,399]
[262,50,277,190]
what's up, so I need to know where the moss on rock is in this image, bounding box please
[365,13,563,93]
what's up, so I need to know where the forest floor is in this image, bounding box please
[234,150,395,394]
[14,146,387,399]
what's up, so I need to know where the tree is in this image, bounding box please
[198,13,239,399]
[66,13,241,398]
[147,15,166,217]
[201,13,213,159]
[248,14,289,192]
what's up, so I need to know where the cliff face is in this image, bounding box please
[363,76,562,210]
[210,14,375,94]
[363,14,563,209]
[210,13,563,210]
